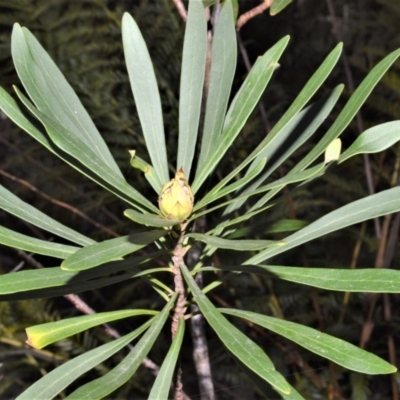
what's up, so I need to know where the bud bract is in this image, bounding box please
[158,168,194,220]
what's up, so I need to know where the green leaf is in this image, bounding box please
[129,150,160,193]
[192,36,290,193]
[65,293,178,399]
[122,12,168,187]
[224,46,343,214]
[177,0,207,179]
[186,233,277,251]
[248,46,342,180]
[0,183,94,247]
[0,86,51,149]
[124,209,182,227]
[0,87,156,213]
[339,121,400,163]
[265,218,309,234]
[0,225,79,259]
[215,265,400,293]
[288,48,400,177]
[225,218,308,239]
[11,24,122,178]
[148,317,185,400]
[233,353,305,400]
[194,157,267,211]
[270,0,293,15]
[14,87,158,214]
[0,268,76,295]
[27,309,158,349]
[0,267,169,302]
[221,309,396,374]
[181,263,291,395]
[197,0,237,173]
[202,163,325,228]
[247,186,400,264]
[61,230,166,272]
[0,252,167,301]
[16,318,154,400]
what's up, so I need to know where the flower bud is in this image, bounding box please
[158,168,194,220]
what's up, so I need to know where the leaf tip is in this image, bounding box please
[25,329,41,350]
[325,138,342,163]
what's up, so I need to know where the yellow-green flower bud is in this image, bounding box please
[158,168,194,220]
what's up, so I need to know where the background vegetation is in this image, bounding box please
[0,0,399,398]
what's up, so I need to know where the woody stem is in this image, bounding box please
[171,225,188,400]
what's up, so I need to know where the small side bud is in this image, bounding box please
[158,168,194,220]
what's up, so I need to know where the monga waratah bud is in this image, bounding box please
[158,168,194,220]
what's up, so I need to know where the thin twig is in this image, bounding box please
[236,0,273,31]
[0,168,119,238]
[172,0,187,22]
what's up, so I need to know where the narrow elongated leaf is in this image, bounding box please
[0,183,94,247]
[27,309,158,349]
[247,46,342,179]
[0,225,79,258]
[270,0,293,15]
[246,163,326,201]
[0,88,156,212]
[16,319,154,400]
[0,252,167,300]
[221,309,396,374]
[0,87,157,211]
[0,268,165,301]
[124,209,182,227]
[194,157,267,211]
[177,0,207,178]
[181,263,291,395]
[215,265,400,293]
[11,24,122,177]
[122,12,168,186]
[287,48,400,178]
[192,36,290,193]
[266,219,308,233]
[247,186,400,264]
[148,317,185,400]
[0,87,51,148]
[214,81,343,217]
[186,233,277,251]
[66,293,178,399]
[197,0,237,173]
[339,121,400,163]
[0,268,76,295]
[61,230,166,271]
[199,163,325,226]
[225,219,308,239]
[14,87,158,214]
[224,46,343,214]
[129,150,160,193]
[233,353,305,400]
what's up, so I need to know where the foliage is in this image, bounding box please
[1,0,400,399]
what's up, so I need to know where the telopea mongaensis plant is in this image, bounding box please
[1,0,400,398]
